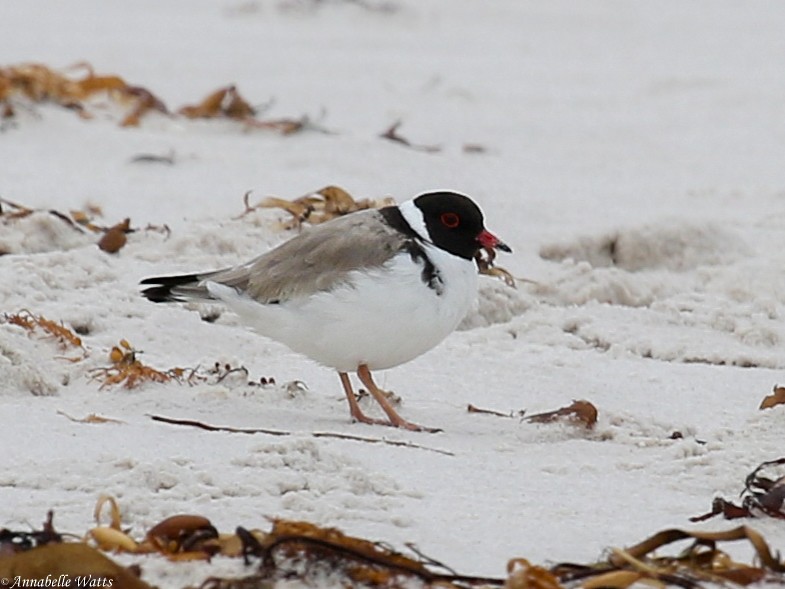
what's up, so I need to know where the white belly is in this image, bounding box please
[211,246,478,372]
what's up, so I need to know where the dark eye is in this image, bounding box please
[441,212,460,228]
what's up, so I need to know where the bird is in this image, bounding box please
[140,190,510,432]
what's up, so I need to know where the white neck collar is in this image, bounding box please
[397,199,430,242]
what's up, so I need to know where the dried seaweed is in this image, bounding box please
[119,85,168,127]
[201,521,785,588]
[1,198,99,232]
[178,85,256,120]
[0,543,152,588]
[57,411,125,425]
[475,245,516,287]
[1,61,478,149]
[69,203,104,230]
[463,143,488,154]
[380,121,441,153]
[690,457,785,522]
[129,150,176,165]
[243,113,322,135]
[0,511,61,554]
[97,217,132,253]
[507,559,563,589]
[149,414,455,456]
[85,496,247,561]
[3,310,85,356]
[525,400,598,429]
[0,196,36,220]
[760,385,785,409]
[1,196,139,253]
[86,495,142,553]
[89,339,181,389]
[468,400,598,430]
[143,222,172,240]
[178,85,327,135]
[244,519,506,588]
[237,185,395,229]
[559,526,785,587]
[146,515,219,558]
[5,504,785,589]
[0,63,322,133]
[466,404,526,418]
[0,62,167,127]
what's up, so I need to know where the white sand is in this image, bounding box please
[2,1,785,585]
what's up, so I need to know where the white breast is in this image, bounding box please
[209,244,478,372]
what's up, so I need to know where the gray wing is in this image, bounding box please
[207,208,411,303]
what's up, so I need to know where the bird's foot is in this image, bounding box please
[349,407,437,432]
[348,407,393,427]
[353,365,442,433]
[349,404,440,432]
[390,419,442,434]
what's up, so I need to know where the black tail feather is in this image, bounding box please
[140,273,202,303]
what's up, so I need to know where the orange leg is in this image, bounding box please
[355,365,442,433]
[338,372,391,426]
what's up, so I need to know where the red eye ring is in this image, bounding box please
[441,212,460,228]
